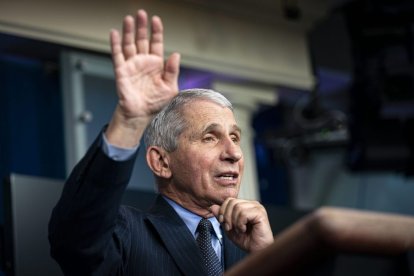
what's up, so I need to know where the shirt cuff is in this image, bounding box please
[102,133,139,161]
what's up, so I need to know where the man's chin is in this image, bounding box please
[212,193,239,205]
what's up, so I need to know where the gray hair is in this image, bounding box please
[144,88,233,152]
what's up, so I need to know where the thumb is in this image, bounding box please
[209,204,220,219]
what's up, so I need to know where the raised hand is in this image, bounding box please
[210,198,274,252]
[106,9,180,147]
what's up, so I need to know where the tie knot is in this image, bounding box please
[197,218,213,234]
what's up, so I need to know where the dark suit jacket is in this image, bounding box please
[49,134,246,275]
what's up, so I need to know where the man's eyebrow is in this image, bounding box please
[232,125,242,135]
[201,123,242,134]
[202,123,220,134]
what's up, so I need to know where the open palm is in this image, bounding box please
[110,10,180,120]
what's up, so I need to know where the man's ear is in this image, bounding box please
[146,146,172,178]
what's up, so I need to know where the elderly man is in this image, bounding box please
[49,9,273,275]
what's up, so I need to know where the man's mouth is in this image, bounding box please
[216,172,239,182]
[219,174,236,180]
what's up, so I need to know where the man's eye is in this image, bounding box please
[231,135,240,143]
[203,136,215,141]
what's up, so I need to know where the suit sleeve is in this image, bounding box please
[48,132,137,275]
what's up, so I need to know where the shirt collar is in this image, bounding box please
[163,196,223,242]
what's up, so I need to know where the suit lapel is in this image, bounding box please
[146,196,206,276]
[223,232,247,270]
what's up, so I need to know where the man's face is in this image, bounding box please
[166,100,244,212]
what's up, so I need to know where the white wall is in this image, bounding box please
[0,0,315,89]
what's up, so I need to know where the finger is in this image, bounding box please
[218,197,232,218]
[135,9,149,54]
[163,52,180,87]
[235,202,269,233]
[222,198,239,231]
[150,15,164,57]
[233,202,258,233]
[122,15,137,59]
[228,200,250,233]
[210,204,220,218]
[110,29,125,68]
[235,213,248,233]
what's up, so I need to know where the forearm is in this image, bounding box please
[48,133,137,272]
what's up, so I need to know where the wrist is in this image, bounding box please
[105,106,152,148]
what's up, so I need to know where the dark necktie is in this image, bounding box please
[196,218,223,276]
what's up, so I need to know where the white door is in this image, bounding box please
[61,51,155,191]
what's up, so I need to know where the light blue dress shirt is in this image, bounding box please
[162,196,223,262]
[102,134,139,161]
[102,133,223,261]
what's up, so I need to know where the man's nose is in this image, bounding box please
[221,138,243,162]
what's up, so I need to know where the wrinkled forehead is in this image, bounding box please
[181,99,238,132]
[181,98,234,119]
